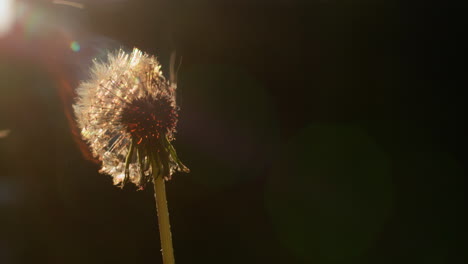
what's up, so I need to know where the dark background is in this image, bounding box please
[0,0,466,263]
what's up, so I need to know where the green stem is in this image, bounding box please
[152,159,175,264]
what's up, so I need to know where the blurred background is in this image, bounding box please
[0,0,466,263]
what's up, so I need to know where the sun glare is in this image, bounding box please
[0,0,15,37]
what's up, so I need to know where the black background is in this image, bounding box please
[0,0,466,263]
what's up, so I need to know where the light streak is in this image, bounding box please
[52,0,85,9]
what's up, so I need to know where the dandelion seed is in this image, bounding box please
[74,48,189,188]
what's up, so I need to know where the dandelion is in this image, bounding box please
[74,48,189,264]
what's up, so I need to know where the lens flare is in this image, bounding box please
[0,0,15,37]
[0,129,11,138]
[52,0,85,9]
[70,41,80,52]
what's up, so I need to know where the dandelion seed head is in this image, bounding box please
[74,48,188,188]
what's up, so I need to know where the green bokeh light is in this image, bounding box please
[70,41,80,52]
[265,124,394,263]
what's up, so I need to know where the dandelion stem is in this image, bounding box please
[152,163,175,264]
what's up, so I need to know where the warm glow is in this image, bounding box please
[0,0,15,37]
[52,0,84,9]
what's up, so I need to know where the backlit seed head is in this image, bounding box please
[73,48,189,188]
